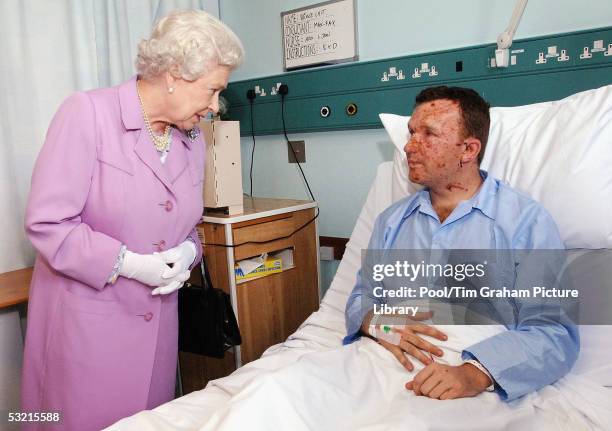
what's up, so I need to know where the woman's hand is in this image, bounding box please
[119,250,179,288]
[150,241,197,295]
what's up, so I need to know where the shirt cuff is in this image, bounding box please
[343,297,379,345]
[107,245,127,285]
[463,359,495,391]
[461,349,509,400]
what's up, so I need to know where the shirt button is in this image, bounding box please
[144,312,153,321]
[165,200,173,212]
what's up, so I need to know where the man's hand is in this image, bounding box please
[405,363,493,400]
[362,311,447,371]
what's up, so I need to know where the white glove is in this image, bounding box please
[119,250,173,287]
[151,240,197,295]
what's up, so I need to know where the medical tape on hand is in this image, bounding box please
[368,324,402,345]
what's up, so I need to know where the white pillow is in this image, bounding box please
[380,84,612,249]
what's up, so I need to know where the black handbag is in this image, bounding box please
[178,259,241,358]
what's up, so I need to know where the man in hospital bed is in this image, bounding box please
[110,83,612,431]
[116,80,612,431]
[344,85,579,402]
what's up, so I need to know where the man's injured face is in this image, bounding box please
[405,99,468,188]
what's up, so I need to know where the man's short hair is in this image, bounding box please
[415,86,491,164]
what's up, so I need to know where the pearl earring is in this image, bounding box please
[168,87,174,94]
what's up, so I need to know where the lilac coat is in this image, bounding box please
[22,76,204,430]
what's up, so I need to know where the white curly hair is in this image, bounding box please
[136,10,244,80]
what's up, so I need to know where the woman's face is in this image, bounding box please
[169,63,232,131]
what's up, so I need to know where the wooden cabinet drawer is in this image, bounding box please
[232,214,296,261]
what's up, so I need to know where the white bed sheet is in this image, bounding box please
[108,162,612,431]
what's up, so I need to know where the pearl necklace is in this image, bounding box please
[136,81,171,152]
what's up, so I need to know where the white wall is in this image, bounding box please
[219,0,612,238]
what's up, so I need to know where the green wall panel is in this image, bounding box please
[224,27,612,136]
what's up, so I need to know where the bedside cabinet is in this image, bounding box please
[179,197,320,394]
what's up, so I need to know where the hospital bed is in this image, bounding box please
[108,84,612,430]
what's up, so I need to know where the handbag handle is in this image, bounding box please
[200,258,214,291]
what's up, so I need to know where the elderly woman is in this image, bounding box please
[21,10,243,430]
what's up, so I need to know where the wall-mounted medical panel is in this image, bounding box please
[223,27,612,136]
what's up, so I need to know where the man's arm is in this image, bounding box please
[462,208,579,401]
[343,214,386,344]
[344,273,378,344]
[343,209,447,369]
[462,312,579,401]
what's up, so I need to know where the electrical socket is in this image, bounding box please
[320,246,334,261]
[288,140,305,163]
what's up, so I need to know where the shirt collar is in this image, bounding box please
[402,170,498,222]
[119,75,193,149]
[402,193,427,220]
[469,170,498,220]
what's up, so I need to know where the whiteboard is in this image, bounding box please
[281,0,358,70]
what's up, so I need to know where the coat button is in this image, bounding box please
[165,200,173,212]
[154,240,166,252]
[144,312,153,321]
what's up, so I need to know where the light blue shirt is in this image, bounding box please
[344,171,579,401]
